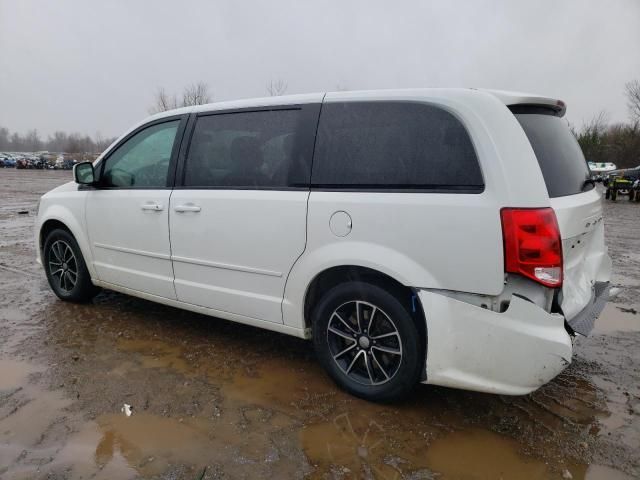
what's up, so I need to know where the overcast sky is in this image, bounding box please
[1,0,639,138]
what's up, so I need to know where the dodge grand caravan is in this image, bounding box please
[36,89,614,401]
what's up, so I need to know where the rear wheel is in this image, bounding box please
[611,188,617,201]
[44,228,100,302]
[312,281,423,402]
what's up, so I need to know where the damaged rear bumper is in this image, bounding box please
[418,290,573,395]
[566,281,614,336]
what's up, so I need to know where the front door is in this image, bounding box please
[169,104,319,323]
[86,117,185,299]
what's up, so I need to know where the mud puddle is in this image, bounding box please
[592,303,640,334]
[1,170,639,479]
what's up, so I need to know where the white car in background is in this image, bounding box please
[35,88,613,401]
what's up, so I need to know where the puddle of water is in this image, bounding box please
[53,408,309,479]
[0,389,71,446]
[590,376,640,450]
[0,358,75,477]
[301,410,436,479]
[225,357,338,413]
[425,429,553,479]
[585,464,636,480]
[0,358,43,390]
[593,303,640,334]
[302,419,612,480]
[54,414,214,478]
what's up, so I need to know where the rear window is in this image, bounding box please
[512,107,592,198]
[311,101,483,191]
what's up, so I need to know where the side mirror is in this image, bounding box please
[73,162,95,185]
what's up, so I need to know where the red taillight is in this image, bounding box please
[500,208,563,288]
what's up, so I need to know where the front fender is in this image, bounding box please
[37,201,97,280]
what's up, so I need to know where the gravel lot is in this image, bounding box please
[0,169,638,479]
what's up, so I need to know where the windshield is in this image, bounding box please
[512,107,592,198]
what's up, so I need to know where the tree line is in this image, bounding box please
[0,127,116,154]
[570,81,640,169]
[3,79,639,168]
[148,80,288,113]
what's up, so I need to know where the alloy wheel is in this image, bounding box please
[48,240,78,293]
[326,300,403,386]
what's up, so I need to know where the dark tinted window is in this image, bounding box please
[184,109,304,188]
[513,108,592,198]
[311,102,483,190]
[102,120,179,188]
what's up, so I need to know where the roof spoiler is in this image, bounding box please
[482,89,567,117]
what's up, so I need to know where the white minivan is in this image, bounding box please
[36,89,613,401]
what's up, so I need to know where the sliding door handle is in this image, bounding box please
[174,204,201,213]
[141,202,163,211]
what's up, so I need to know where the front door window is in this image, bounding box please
[101,120,179,188]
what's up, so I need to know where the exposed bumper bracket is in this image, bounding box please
[566,281,610,336]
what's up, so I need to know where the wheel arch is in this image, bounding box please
[39,219,71,254]
[299,265,427,368]
[38,209,97,279]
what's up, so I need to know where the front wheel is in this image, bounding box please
[312,281,424,402]
[43,228,100,302]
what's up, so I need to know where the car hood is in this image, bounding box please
[43,180,78,197]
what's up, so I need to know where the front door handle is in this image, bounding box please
[141,202,164,211]
[174,204,201,213]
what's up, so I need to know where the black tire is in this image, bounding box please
[312,281,423,402]
[605,188,610,199]
[611,189,617,201]
[43,228,100,302]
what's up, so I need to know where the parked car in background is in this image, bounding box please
[0,154,16,167]
[588,161,617,181]
[605,166,640,201]
[35,88,614,401]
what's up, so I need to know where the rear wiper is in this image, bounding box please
[582,178,596,191]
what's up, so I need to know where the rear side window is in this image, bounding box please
[311,101,483,191]
[512,108,592,198]
[183,109,305,188]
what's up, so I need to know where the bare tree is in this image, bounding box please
[24,129,42,151]
[150,83,211,113]
[267,78,288,96]
[0,127,9,150]
[149,87,179,114]
[625,80,640,122]
[182,82,212,106]
[47,131,68,152]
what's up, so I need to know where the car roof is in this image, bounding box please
[144,88,566,123]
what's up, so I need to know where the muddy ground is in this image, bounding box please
[0,169,638,480]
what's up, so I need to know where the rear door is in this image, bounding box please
[513,108,611,320]
[169,103,320,323]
